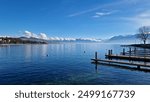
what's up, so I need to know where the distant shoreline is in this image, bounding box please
[0,37,48,44]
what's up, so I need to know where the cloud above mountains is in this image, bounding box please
[24,31,48,40]
[23,31,101,42]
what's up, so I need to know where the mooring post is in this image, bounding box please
[95,52,98,63]
[137,65,141,69]
[134,47,136,52]
[123,48,125,55]
[134,47,136,55]
[95,52,98,59]
[108,50,111,56]
[129,47,131,56]
[110,49,113,55]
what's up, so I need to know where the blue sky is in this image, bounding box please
[0,0,150,39]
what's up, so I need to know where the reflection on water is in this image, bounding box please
[24,44,48,58]
[24,45,32,59]
[0,43,150,85]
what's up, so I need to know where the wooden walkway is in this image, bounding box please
[105,54,150,62]
[91,58,150,69]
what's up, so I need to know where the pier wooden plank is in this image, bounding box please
[105,54,150,62]
[91,59,150,68]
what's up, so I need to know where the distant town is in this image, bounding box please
[0,37,47,44]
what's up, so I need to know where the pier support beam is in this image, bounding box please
[108,50,113,55]
[110,49,113,55]
[129,47,132,56]
[137,65,141,69]
[95,52,98,63]
[95,52,98,59]
[123,48,125,55]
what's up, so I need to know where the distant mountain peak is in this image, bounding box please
[103,34,141,44]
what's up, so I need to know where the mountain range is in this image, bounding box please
[19,34,142,44]
[1,34,145,44]
[102,34,141,44]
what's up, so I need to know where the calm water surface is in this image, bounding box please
[0,43,150,85]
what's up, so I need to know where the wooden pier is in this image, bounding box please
[91,51,150,71]
[91,58,150,69]
[105,48,150,62]
[105,54,150,62]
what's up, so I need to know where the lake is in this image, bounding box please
[0,43,150,85]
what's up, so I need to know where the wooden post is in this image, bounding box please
[129,47,131,56]
[137,65,140,69]
[108,50,111,55]
[134,47,136,55]
[95,52,98,63]
[110,49,113,55]
[123,48,125,55]
[95,52,97,59]
[134,48,136,52]
[128,47,131,62]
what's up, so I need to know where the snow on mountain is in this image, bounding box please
[102,34,141,44]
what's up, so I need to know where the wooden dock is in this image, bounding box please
[91,58,150,69]
[91,52,150,71]
[105,54,150,62]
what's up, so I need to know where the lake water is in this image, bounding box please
[0,43,150,85]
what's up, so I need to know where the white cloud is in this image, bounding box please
[93,12,112,18]
[96,12,111,16]
[32,33,39,39]
[48,37,101,42]
[24,31,48,40]
[68,0,141,17]
[49,37,76,41]
[24,31,33,38]
[123,10,150,26]
[138,10,150,18]
[23,31,101,42]
[77,38,101,42]
[39,33,48,40]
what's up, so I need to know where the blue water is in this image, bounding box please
[0,43,150,85]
